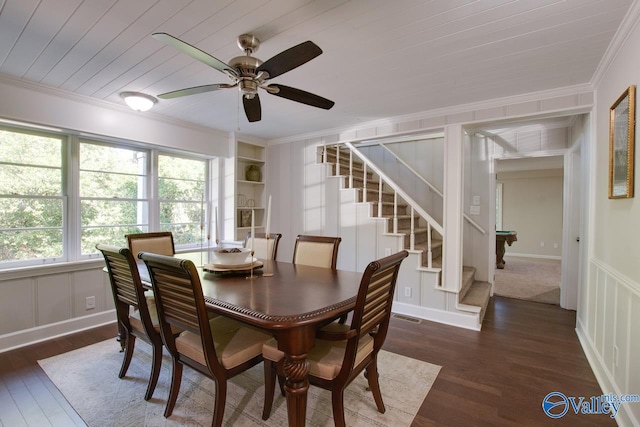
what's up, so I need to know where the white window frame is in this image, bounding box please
[0,122,217,270]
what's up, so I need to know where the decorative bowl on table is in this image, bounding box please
[211,247,252,267]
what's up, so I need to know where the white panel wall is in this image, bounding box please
[0,278,34,335]
[578,261,640,427]
[0,264,114,351]
[576,6,640,426]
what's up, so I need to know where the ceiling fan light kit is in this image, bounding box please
[152,32,334,122]
[120,91,158,112]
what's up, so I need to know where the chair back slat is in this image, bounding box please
[97,244,155,335]
[358,268,396,336]
[142,257,201,332]
[343,250,408,372]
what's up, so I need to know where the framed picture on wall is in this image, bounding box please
[609,85,635,199]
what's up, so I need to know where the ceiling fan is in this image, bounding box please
[152,32,335,122]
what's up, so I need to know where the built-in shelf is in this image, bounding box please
[235,141,266,241]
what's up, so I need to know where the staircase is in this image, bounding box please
[322,146,492,329]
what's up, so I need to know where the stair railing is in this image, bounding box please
[322,142,443,269]
[376,142,486,235]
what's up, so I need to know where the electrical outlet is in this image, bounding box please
[86,296,96,310]
[472,196,480,205]
[385,248,391,256]
[404,287,411,297]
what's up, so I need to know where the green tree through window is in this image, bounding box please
[0,128,64,263]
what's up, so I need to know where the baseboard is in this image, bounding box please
[505,253,562,260]
[0,310,117,354]
[576,320,636,427]
[392,301,480,331]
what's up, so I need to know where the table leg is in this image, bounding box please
[282,354,310,426]
[276,326,315,427]
[496,239,506,269]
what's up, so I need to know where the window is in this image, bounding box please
[79,141,149,256]
[0,121,216,269]
[158,154,207,249]
[0,128,65,266]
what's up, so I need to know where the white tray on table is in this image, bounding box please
[203,258,263,273]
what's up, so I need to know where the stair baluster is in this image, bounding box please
[362,163,367,202]
[427,223,433,268]
[393,191,398,234]
[349,149,353,189]
[377,175,382,218]
[410,206,415,250]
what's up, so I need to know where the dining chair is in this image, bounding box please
[126,231,175,259]
[292,234,341,269]
[138,252,272,427]
[262,250,409,426]
[293,234,345,323]
[243,232,283,260]
[97,244,165,401]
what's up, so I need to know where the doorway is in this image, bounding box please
[470,114,587,310]
[494,156,564,305]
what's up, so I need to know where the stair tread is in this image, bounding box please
[460,281,491,308]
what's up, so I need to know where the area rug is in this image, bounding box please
[39,339,440,426]
[494,256,561,305]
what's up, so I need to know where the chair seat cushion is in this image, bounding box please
[176,316,271,369]
[263,324,374,381]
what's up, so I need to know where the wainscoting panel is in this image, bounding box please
[0,264,114,351]
[0,277,34,335]
[577,259,640,427]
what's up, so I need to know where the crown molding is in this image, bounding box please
[591,0,640,87]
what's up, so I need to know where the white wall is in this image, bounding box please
[0,76,233,351]
[576,5,640,426]
[265,85,594,331]
[497,169,564,258]
[0,75,229,157]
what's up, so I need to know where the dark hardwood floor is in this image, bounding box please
[0,296,613,426]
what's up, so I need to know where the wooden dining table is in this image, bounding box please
[139,258,362,427]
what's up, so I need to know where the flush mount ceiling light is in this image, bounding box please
[120,91,157,112]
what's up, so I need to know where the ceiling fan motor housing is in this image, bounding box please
[239,80,259,98]
[228,55,263,77]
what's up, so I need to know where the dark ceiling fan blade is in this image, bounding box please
[257,41,322,79]
[152,32,238,76]
[267,84,334,110]
[157,84,229,99]
[243,95,262,122]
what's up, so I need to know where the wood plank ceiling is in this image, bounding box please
[0,0,633,140]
